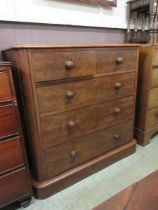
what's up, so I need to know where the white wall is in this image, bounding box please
[0,0,128,29]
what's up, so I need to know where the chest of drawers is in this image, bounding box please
[3,44,139,199]
[135,45,158,146]
[0,62,31,208]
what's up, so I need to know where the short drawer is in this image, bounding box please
[145,107,158,130]
[29,49,96,82]
[0,136,24,175]
[37,72,136,115]
[151,67,158,88]
[41,96,134,148]
[148,87,158,109]
[0,103,19,138]
[45,120,133,178]
[96,48,137,74]
[0,168,30,208]
[0,71,12,102]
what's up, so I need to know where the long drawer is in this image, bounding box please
[0,168,30,208]
[41,96,134,148]
[148,87,158,109]
[29,49,96,82]
[0,103,19,138]
[45,120,133,179]
[37,72,136,115]
[96,48,137,74]
[145,107,158,130]
[0,71,12,102]
[0,136,24,175]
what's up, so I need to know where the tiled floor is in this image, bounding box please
[19,135,158,210]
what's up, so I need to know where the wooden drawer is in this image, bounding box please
[41,96,134,148]
[0,137,24,175]
[148,87,158,109]
[0,71,12,102]
[152,47,158,66]
[37,72,136,115]
[29,49,96,82]
[0,103,19,138]
[96,48,137,74]
[0,168,30,208]
[151,67,158,88]
[45,120,133,178]
[145,107,158,130]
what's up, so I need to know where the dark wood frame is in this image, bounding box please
[77,0,117,7]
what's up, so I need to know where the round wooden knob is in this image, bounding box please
[114,107,121,114]
[65,60,74,70]
[67,120,76,129]
[65,90,75,99]
[115,82,122,89]
[116,57,123,64]
[13,101,17,106]
[114,134,120,140]
[70,150,77,157]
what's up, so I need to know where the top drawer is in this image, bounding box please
[29,50,96,82]
[0,71,12,102]
[96,48,137,74]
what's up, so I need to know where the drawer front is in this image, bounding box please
[0,104,19,138]
[41,96,134,148]
[145,107,158,130]
[148,87,158,109]
[30,50,96,82]
[151,67,158,88]
[0,168,30,208]
[37,72,136,115]
[96,48,137,74]
[0,137,24,174]
[0,71,12,101]
[45,120,133,178]
[153,47,158,66]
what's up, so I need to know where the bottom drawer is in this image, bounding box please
[45,120,133,179]
[145,107,158,130]
[0,168,31,208]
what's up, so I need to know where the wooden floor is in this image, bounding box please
[93,170,158,210]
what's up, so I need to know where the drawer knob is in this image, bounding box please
[70,150,77,157]
[65,60,74,70]
[68,120,76,129]
[114,107,121,114]
[115,82,122,89]
[13,101,17,106]
[65,90,75,99]
[116,57,123,64]
[114,134,120,139]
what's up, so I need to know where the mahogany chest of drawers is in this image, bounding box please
[0,62,31,208]
[3,44,139,199]
[135,45,158,146]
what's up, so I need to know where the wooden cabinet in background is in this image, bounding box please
[3,44,139,199]
[135,45,158,146]
[0,62,32,208]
